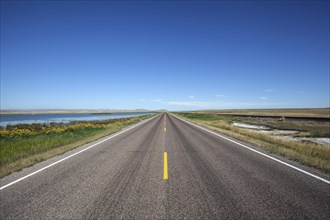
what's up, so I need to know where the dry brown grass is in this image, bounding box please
[197,108,330,118]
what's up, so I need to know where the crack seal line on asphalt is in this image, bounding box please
[171,114,330,185]
[0,114,161,191]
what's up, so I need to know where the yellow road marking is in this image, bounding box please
[164,127,166,132]
[164,152,168,180]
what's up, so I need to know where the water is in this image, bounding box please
[0,112,152,127]
[232,122,270,130]
[232,122,329,147]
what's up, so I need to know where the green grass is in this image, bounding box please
[0,114,156,177]
[174,112,330,173]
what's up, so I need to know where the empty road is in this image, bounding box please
[1,113,329,219]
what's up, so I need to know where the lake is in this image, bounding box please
[0,112,153,127]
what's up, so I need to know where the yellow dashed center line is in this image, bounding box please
[164,152,168,180]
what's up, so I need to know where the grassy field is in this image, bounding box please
[0,114,156,177]
[197,108,330,118]
[174,112,330,173]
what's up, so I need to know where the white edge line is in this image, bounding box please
[0,114,161,190]
[170,113,330,185]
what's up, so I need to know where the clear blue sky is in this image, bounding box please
[1,0,329,111]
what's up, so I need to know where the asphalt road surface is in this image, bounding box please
[1,113,329,219]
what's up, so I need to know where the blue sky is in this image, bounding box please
[1,0,329,111]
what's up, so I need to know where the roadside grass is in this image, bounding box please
[174,112,330,173]
[0,114,156,178]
